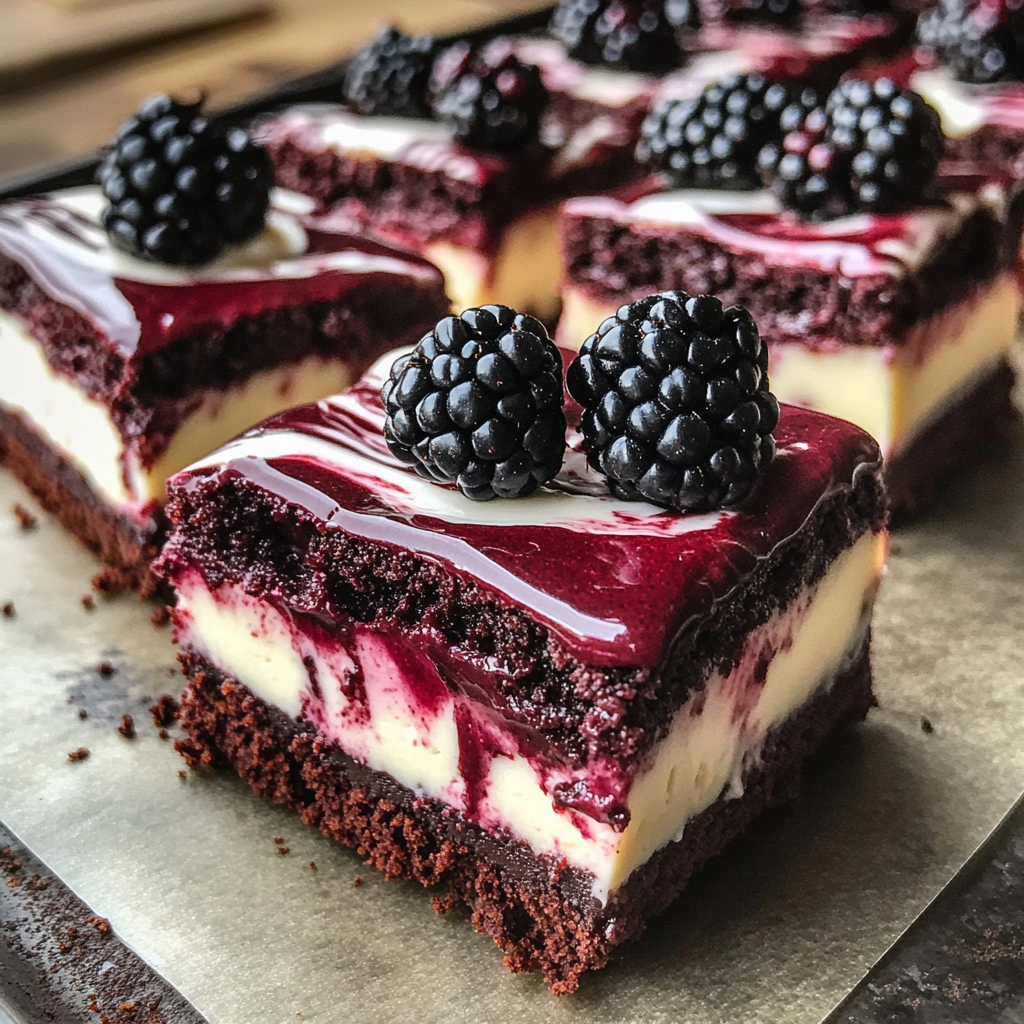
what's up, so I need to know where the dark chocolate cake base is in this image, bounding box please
[0,406,162,596]
[175,644,874,994]
[886,358,1019,520]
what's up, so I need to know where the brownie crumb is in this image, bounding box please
[12,503,37,530]
[117,714,136,739]
[149,694,180,728]
[81,594,95,611]
[97,662,115,678]
[178,770,187,780]
[91,568,126,595]
[2,602,14,618]
[158,728,169,740]
[310,861,317,871]
[277,847,289,856]
[273,837,284,845]
[67,748,90,762]
[89,915,111,936]
[78,708,88,720]
[921,716,935,734]
[353,876,362,887]
[150,604,171,627]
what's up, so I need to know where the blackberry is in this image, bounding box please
[917,0,1024,84]
[758,78,944,218]
[637,73,813,190]
[381,305,567,500]
[549,0,685,72]
[566,292,779,512]
[343,26,438,118]
[96,94,272,266]
[721,0,803,27]
[431,41,548,150]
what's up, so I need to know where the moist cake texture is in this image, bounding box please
[157,351,887,992]
[0,187,449,591]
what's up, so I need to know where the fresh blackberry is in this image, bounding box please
[96,94,272,266]
[758,78,944,218]
[431,41,548,150]
[343,26,438,118]
[550,0,685,72]
[381,305,567,500]
[917,0,1024,84]
[637,73,814,190]
[722,0,803,28]
[566,292,779,512]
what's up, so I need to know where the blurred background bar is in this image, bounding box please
[0,0,551,180]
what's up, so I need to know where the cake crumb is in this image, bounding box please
[353,876,362,887]
[150,694,180,727]
[68,747,90,762]
[278,846,289,856]
[97,662,115,677]
[274,836,284,845]
[150,604,171,627]
[178,770,187,780]
[12,503,37,530]
[91,568,126,595]
[117,714,136,739]
[81,594,95,611]
[309,861,317,871]
[2,602,13,618]
[921,716,935,734]
[158,728,169,740]
[78,708,88,720]
[89,915,111,936]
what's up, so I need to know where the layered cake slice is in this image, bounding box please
[559,74,1024,514]
[259,9,896,318]
[0,95,449,594]
[157,298,887,992]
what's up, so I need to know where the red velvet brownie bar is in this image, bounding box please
[156,303,887,991]
[0,188,448,592]
[259,11,896,319]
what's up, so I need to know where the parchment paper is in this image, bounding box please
[2,415,1023,1024]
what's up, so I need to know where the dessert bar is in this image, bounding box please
[157,297,887,992]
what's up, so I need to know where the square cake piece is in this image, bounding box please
[0,186,449,593]
[559,166,1024,514]
[258,14,896,319]
[156,335,887,992]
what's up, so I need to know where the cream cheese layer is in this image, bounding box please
[558,272,1020,458]
[172,530,884,903]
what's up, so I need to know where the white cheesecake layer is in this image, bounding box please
[0,308,353,514]
[174,530,883,902]
[558,273,1020,457]
[424,205,563,319]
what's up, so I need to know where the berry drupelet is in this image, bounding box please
[97,94,272,266]
[431,41,548,150]
[549,0,686,73]
[382,305,567,501]
[758,78,944,220]
[917,0,1024,84]
[637,73,816,190]
[343,26,438,118]
[566,292,779,513]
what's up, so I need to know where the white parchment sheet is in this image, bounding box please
[2,421,1024,1024]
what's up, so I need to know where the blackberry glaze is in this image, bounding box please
[382,305,566,500]
[97,94,272,266]
[566,292,779,512]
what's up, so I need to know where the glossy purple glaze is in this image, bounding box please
[0,192,442,356]
[170,360,882,670]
